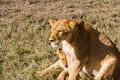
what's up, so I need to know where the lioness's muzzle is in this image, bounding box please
[49,39,55,42]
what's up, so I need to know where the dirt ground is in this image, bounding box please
[0,0,120,25]
[0,0,120,41]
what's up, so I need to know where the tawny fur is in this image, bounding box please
[49,19,120,80]
[35,48,93,80]
[35,48,68,80]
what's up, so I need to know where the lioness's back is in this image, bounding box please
[90,28,120,58]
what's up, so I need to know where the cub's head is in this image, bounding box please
[57,48,67,67]
[49,19,80,47]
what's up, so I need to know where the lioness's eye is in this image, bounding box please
[57,30,63,36]
[58,30,63,33]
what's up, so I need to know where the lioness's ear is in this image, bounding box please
[76,19,84,25]
[49,19,57,26]
[68,20,77,29]
[70,19,84,27]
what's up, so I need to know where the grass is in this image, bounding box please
[0,0,120,80]
[0,14,58,80]
[0,19,55,80]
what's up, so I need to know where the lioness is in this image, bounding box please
[35,48,68,80]
[49,19,120,80]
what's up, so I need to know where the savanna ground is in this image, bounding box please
[0,0,120,80]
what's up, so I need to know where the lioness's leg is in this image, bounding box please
[57,69,68,80]
[35,60,60,77]
[95,58,116,80]
[68,59,81,80]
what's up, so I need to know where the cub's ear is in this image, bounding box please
[49,19,57,26]
[57,48,62,54]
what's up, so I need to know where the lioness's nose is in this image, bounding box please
[49,39,54,42]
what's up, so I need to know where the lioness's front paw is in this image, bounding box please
[79,71,87,78]
[34,71,44,77]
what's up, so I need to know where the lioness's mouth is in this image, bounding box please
[51,42,59,48]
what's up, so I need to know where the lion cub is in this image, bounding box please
[35,48,68,80]
[35,48,93,80]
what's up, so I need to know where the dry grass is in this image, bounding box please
[0,0,120,80]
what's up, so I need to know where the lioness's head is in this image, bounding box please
[49,19,82,47]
